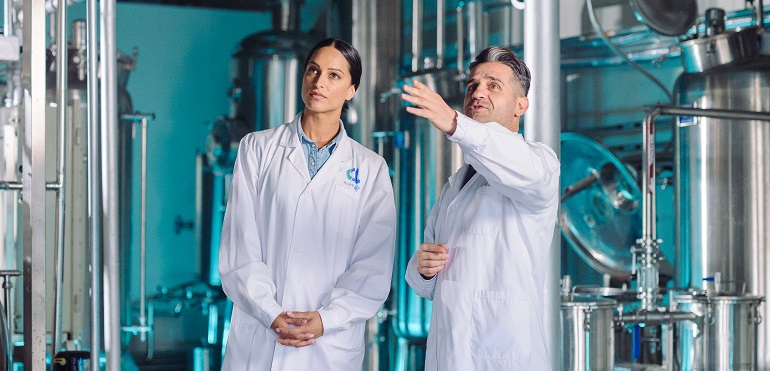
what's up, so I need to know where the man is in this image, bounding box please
[402,46,560,370]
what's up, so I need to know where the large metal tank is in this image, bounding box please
[675,24,770,367]
[229,30,317,131]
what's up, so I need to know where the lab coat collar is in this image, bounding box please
[281,112,353,184]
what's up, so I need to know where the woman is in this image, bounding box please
[219,38,396,370]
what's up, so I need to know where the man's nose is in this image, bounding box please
[472,86,487,99]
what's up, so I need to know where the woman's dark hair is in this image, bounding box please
[304,38,362,113]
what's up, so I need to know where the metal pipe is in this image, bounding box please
[636,105,770,312]
[119,113,153,352]
[436,0,444,69]
[560,170,599,202]
[3,0,11,36]
[638,108,659,311]
[586,0,673,103]
[0,181,21,190]
[21,0,48,368]
[466,1,482,58]
[139,117,148,343]
[86,0,102,368]
[100,0,120,367]
[524,0,561,369]
[456,2,464,74]
[411,0,422,72]
[758,0,765,31]
[616,310,699,325]
[51,0,68,354]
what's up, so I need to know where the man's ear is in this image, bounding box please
[515,96,529,117]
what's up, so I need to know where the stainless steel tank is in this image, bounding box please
[675,24,770,368]
[229,30,317,131]
[672,293,763,370]
[561,295,616,371]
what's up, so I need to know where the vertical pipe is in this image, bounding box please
[758,0,765,31]
[100,0,120,367]
[3,0,11,37]
[639,108,660,312]
[52,0,68,355]
[501,6,512,47]
[524,0,560,369]
[21,0,47,368]
[411,0,423,72]
[138,118,147,343]
[456,2,464,74]
[466,1,482,58]
[436,0,444,68]
[87,0,103,368]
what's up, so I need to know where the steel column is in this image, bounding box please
[21,0,47,368]
[524,0,561,369]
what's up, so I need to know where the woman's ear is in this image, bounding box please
[346,85,356,101]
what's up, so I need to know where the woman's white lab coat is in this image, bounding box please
[219,113,396,371]
[405,113,560,370]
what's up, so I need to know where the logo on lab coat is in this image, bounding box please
[345,168,361,190]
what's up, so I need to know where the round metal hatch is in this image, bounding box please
[560,133,642,278]
[629,0,698,36]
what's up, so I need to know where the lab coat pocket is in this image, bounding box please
[470,290,531,362]
[465,186,502,236]
[327,185,360,239]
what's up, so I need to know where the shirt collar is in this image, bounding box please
[297,118,343,151]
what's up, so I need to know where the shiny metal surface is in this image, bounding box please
[559,133,641,278]
[52,0,68,354]
[561,295,615,371]
[675,55,770,368]
[673,294,763,370]
[524,1,562,365]
[99,0,122,367]
[230,30,315,131]
[680,26,762,73]
[21,0,48,368]
[629,0,697,36]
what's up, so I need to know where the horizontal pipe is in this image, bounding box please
[650,105,770,123]
[616,310,699,324]
[121,112,156,122]
[0,181,62,191]
[560,171,598,202]
[0,181,21,190]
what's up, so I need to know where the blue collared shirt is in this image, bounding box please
[298,120,342,179]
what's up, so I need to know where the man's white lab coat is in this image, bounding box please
[406,113,560,371]
[220,113,396,370]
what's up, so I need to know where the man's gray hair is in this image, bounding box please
[469,46,531,97]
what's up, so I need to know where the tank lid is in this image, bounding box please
[559,133,641,278]
[561,294,617,308]
[235,30,318,58]
[680,26,762,73]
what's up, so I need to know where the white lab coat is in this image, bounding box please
[405,112,560,371]
[219,113,396,371]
